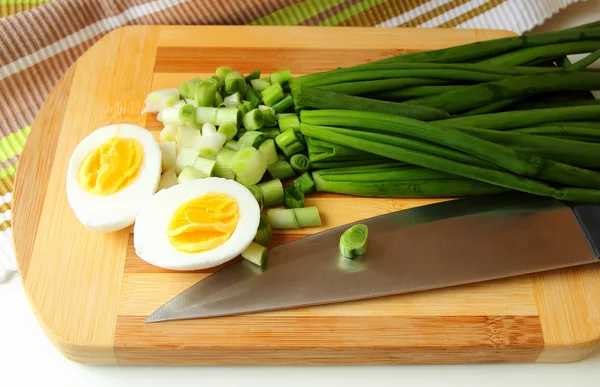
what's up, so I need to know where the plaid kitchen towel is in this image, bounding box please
[0,0,583,280]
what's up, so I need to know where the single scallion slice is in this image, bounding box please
[194,81,217,107]
[270,69,292,85]
[224,92,243,107]
[277,114,300,132]
[254,214,273,247]
[273,95,294,113]
[215,91,224,106]
[275,129,305,157]
[177,166,205,184]
[214,148,237,179]
[238,103,249,117]
[292,172,315,195]
[293,207,322,227]
[267,208,299,229]
[225,140,240,151]
[185,98,199,107]
[258,139,279,165]
[225,71,246,94]
[179,104,200,128]
[175,147,198,175]
[261,83,285,106]
[216,66,232,79]
[141,88,179,114]
[258,127,281,139]
[245,87,262,108]
[290,154,310,174]
[243,109,264,130]
[218,122,238,141]
[246,184,264,209]
[201,122,217,136]
[245,69,261,82]
[232,147,268,186]
[261,107,278,127]
[195,107,240,126]
[251,78,271,92]
[242,100,253,112]
[284,185,305,209]
[257,179,284,206]
[179,77,203,99]
[241,242,267,266]
[158,105,183,125]
[238,131,265,149]
[177,126,201,148]
[195,132,227,160]
[192,157,216,177]
[157,168,178,191]
[267,160,296,180]
[339,224,368,259]
[206,75,223,89]
[160,125,178,142]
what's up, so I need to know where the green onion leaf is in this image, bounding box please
[339,224,368,259]
[275,129,305,157]
[284,185,305,209]
[261,83,285,107]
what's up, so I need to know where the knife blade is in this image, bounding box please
[146,192,600,323]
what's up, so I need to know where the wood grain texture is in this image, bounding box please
[12,25,600,365]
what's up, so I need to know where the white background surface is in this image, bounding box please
[2,1,600,386]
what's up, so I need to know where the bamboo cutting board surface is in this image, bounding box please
[12,25,600,365]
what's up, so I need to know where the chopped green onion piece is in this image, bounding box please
[245,87,262,108]
[242,100,253,112]
[194,81,217,107]
[243,108,265,130]
[258,138,279,165]
[216,66,232,79]
[225,71,246,94]
[215,91,224,106]
[293,207,322,227]
[214,148,237,179]
[177,126,201,148]
[267,208,299,229]
[233,147,268,186]
[257,179,284,207]
[159,141,177,171]
[290,154,310,174]
[158,105,183,125]
[245,69,261,82]
[238,103,249,117]
[224,92,242,107]
[246,185,264,209]
[254,214,273,247]
[195,107,240,126]
[275,129,305,157]
[238,131,265,149]
[235,127,247,141]
[267,160,296,180]
[241,242,267,266]
[157,168,178,191]
[251,78,271,92]
[142,88,179,114]
[207,75,224,89]
[218,122,238,141]
[192,157,216,177]
[225,140,240,151]
[259,105,278,126]
[273,95,294,113]
[201,122,217,136]
[179,77,203,99]
[195,132,226,160]
[258,127,280,139]
[160,125,177,142]
[339,224,368,259]
[284,185,305,209]
[175,147,198,175]
[185,98,199,107]
[179,104,200,128]
[177,166,205,184]
[261,83,285,106]
[292,172,315,195]
[270,68,292,85]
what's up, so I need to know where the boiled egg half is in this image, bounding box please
[133,177,260,271]
[66,123,162,232]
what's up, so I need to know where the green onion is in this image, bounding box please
[245,87,262,108]
[258,139,278,165]
[257,179,284,207]
[238,131,265,149]
[245,69,261,82]
[177,126,201,149]
[278,114,300,132]
[233,147,268,186]
[235,127,247,141]
[238,103,249,117]
[242,100,253,111]
[175,147,198,175]
[207,75,224,89]
[292,172,315,195]
[192,157,216,177]
[177,166,205,184]
[216,66,232,79]
[273,95,294,113]
[142,88,179,114]
[195,106,240,126]
[246,184,264,209]
[201,122,217,136]
[260,106,278,126]
[196,133,226,160]
[214,148,237,179]
[480,40,600,66]
[254,215,273,247]
[218,122,238,141]
[275,129,305,157]
[194,81,217,107]
[267,160,296,180]
[225,140,240,151]
[224,92,243,107]
[225,71,246,94]
[185,98,199,107]
[241,242,267,266]
[267,208,298,229]
[243,108,264,130]
[261,83,285,106]
[270,68,292,85]
[290,154,310,174]
[258,127,281,139]
[284,185,305,208]
[339,224,368,259]
[179,77,203,99]
[567,49,600,70]
[215,91,224,106]
[293,207,322,227]
[158,105,183,125]
[251,78,271,92]
[366,85,465,101]
[178,104,200,129]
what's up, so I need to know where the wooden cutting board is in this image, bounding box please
[13,25,600,365]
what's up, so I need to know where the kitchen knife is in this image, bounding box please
[146,192,600,323]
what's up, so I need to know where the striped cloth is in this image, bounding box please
[0,0,582,280]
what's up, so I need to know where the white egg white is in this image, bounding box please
[66,123,162,232]
[133,177,260,271]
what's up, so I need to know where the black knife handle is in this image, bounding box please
[571,205,600,259]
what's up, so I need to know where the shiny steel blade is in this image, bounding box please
[146,192,599,323]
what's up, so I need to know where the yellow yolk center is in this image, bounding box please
[167,193,240,253]
[78,137,144,196]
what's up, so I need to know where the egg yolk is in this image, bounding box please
[167,193,240,253]
[78,137,144,196]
